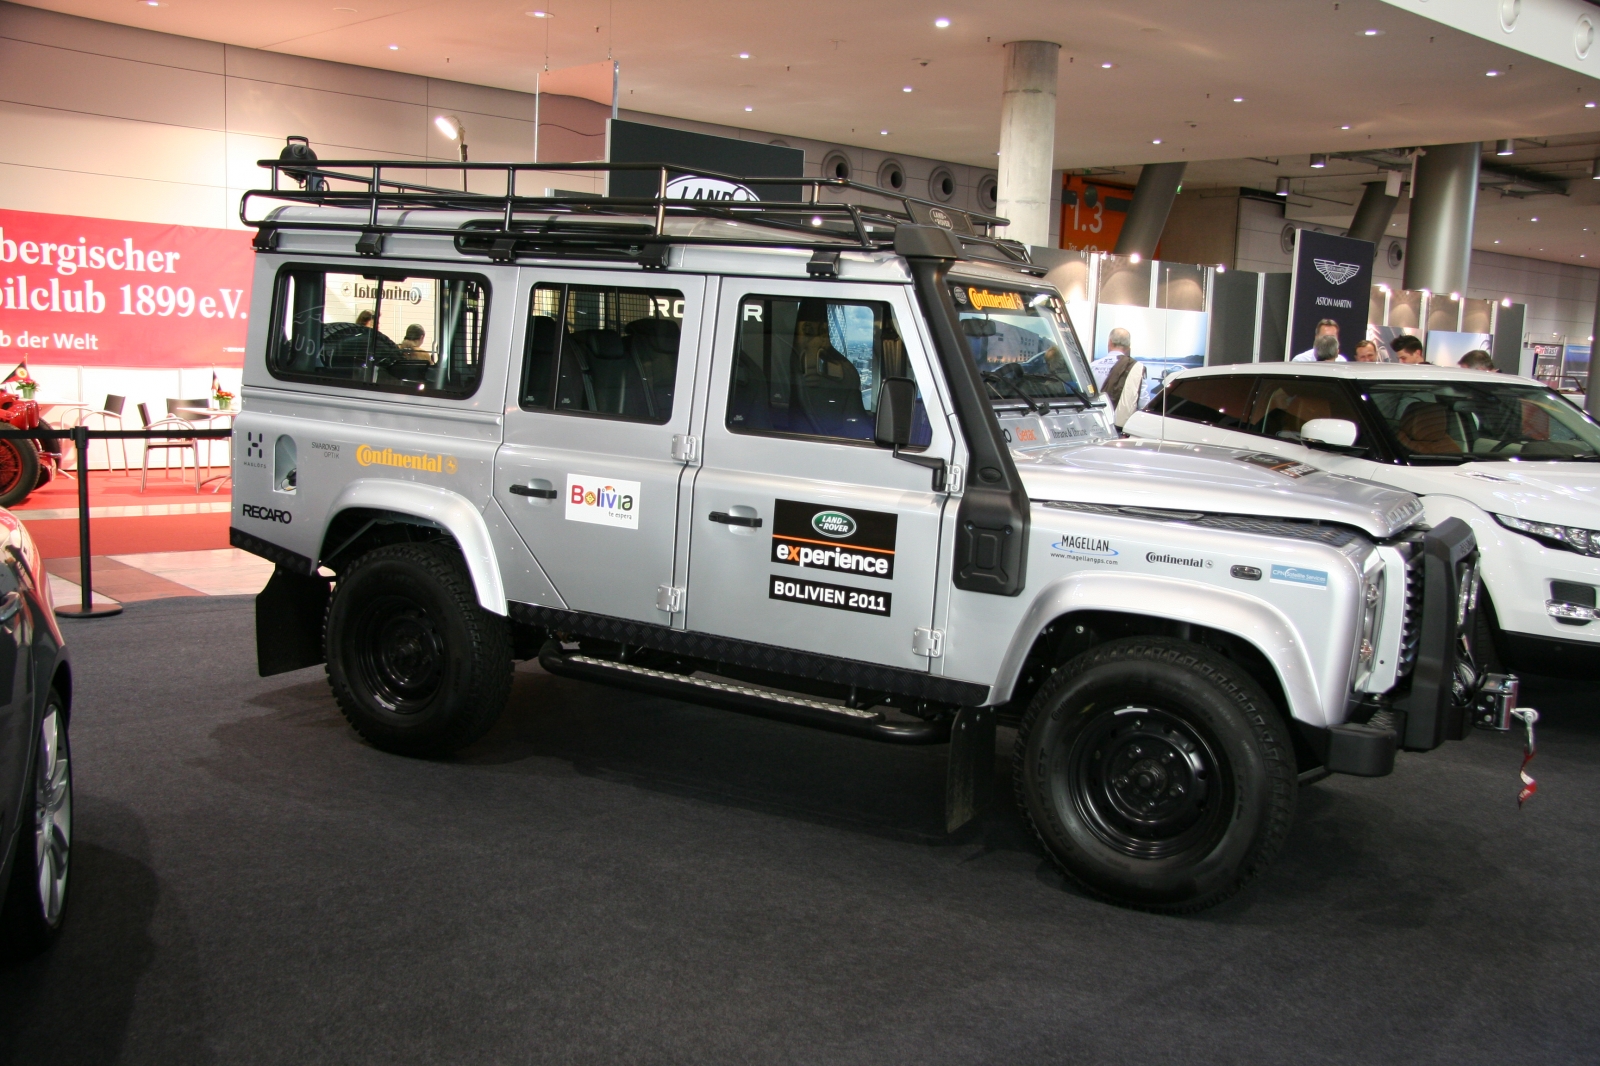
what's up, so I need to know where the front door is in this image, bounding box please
[495,269,706,623]
[684,280,955,671]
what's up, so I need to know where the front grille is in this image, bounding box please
[1398,547,1424,678]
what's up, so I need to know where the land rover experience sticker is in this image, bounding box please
[771,499,897,580]
[770,575,892,616]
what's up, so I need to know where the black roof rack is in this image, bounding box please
[241,159,1040,273]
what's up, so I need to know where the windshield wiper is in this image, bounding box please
[982,370,1045,414]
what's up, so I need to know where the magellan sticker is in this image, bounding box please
[769,575,891,616]
[771,499,897,580]
[1239,453,1318,479]
[1051,533,1119,565]
[1271,564,1328,590]
[355,444,457,475]
[566,475,640,530]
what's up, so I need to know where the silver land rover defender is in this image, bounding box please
[233,159,1483,912]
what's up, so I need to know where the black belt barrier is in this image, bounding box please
[0,426,234,619]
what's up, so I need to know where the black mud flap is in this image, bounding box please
[1395,517,1477,751]
[945,705,996,833]
[255,567,331,677]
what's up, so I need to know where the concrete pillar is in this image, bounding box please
[996,41,1060,248]
[1404,143,1480,294]
[1347,181,1399,247]
[1114,162,1186,258]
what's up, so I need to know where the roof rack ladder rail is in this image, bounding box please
[655,166,668,236]
[369,165,381,229]
[503,164,516,235]
[847,204,870,249]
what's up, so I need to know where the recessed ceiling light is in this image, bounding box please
[1486,70,1501,76]
[1362,28,1383,36]
[387,43,399,50]
[1232,97,1244,103]
[1588,101,1597,108]
[1310,153,1327,167]
[1340,125,1351,130]
[738,52,750,59]
[880,129,889,135]
[526,9,550,17]
[743,106,754,112]
[903,86,913,92]
[934,17,950,28]
[1152,138,1162,144]
[139,1,161,6]
[1494,239,1500,243]
[1101,62,1115,69]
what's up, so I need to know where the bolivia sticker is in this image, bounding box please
[565,474,640,530]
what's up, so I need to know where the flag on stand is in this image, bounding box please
[212,370,221,396]
[2,360,33,385]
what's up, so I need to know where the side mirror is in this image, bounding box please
[875,377,917,448]
[1301,418,1360,448]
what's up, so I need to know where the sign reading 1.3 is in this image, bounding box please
[1058,175,1135,254]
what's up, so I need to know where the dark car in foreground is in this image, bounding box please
[0,508,73,958]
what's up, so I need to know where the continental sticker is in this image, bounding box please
[769,575,891,617]
[962,286,1025,312]
[566,474,640,530]
[355,444,457,475]
[771,499,897,580]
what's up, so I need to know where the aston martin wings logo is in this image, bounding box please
[1313,258,1362,285]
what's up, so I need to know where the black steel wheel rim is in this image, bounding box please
[352,592,445,713]
[1059,705,1232,860]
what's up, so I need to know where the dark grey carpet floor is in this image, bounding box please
[1,595,1596,1065]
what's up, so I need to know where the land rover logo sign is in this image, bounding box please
[812,510,857,538]
[665,175,758,202]
[1313,258,1362,285]
[928,207,954,230]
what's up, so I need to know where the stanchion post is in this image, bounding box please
[55,423,121,619]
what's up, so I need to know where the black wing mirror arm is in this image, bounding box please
[892,446,947,492]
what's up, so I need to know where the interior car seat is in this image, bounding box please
[569,328,653,419]
[1395,402,1464,454]
[624,317,680,416]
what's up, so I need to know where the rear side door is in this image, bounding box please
[683,279,955,671]
[493,269,706,623]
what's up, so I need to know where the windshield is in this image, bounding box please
[1367,380,1600,462]
[950,281,1099,410]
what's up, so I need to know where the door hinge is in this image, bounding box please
[656,585,685,614]
[946,465,964,495]
[671,434,700,463]
[912,627,944,658]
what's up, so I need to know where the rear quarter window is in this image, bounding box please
[268,266,489,398]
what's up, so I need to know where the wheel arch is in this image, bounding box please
[318,479,506,615]
[990,573,1325,727]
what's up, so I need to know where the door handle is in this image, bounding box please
[509,484,558,499]
[708,511,762,528]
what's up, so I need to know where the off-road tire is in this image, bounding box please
[1,691,72,959]
[325,542,512,757]
[1014,636,1297,913]
[0,438,40,508]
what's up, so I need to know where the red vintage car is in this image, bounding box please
[0,390,63,508]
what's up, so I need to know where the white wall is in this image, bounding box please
[1233,193,1597,343]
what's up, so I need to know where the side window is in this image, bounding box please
[1248,378,1366,444]
[1157,375,1258,431]
[520,283,683,424]
[727,294,932,448]
[270,268,486,397]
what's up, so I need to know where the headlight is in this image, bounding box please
[1494,514,1600,558]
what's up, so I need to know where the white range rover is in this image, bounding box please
[231,157,1492,913]
[1128,361,1600,676]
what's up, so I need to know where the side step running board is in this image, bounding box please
[537,642,951,745]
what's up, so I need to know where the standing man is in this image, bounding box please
[1392,335,1427,364]
[1097,327,1147,429]
[1292,319,1342,361]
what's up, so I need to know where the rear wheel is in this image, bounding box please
[1,692,72,958]
[325,542,512,756]
[1014,637,1297,913]
[0,438,40,507]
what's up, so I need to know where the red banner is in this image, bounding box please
[0,208,255,368]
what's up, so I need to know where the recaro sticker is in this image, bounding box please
[771,499,897,580]
[566,475,640,530]
[1239,453,1318,479]
[770,575,891,617]
[1270,564,1328,590]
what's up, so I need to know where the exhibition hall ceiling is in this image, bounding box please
[18,0,1600,169]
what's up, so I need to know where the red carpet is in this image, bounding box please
[24,512,232,558]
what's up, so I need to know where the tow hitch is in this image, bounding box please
[1473,673,1540,806]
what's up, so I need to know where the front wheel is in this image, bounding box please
[325,542,512,756]
[0,438,40,508]
[1014,637,1297,913]
[1,692,72,958]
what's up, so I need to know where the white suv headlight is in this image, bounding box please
[1494,514,1600,558]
